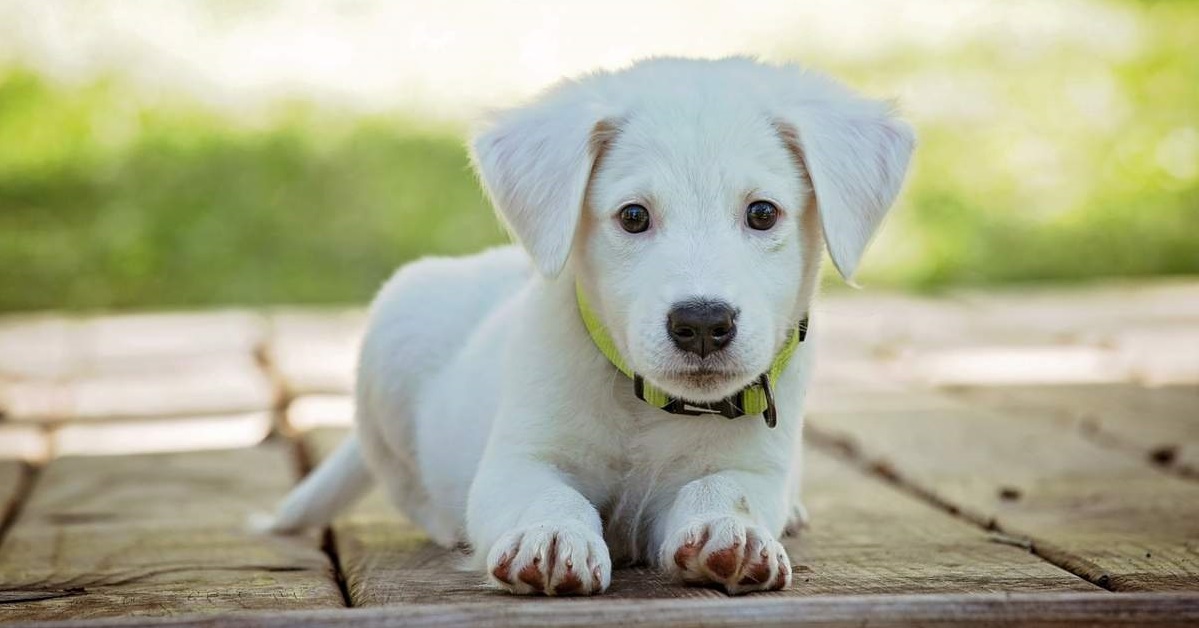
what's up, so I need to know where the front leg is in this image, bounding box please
[656,471,792,595]
[467,457,611,596]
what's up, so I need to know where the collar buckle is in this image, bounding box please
[662,396,744,419]
[634,374,778,427]
[758,373,778,428]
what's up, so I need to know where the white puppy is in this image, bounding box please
[270,57,914,596]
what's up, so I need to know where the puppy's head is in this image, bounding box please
[472,58,914,403]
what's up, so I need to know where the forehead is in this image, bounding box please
[591,97,802,209]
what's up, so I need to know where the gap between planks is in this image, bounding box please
[941,384,1199,482]
[289,426,353,608]
[0,443,345,621]
[0,462,39,548]
[305,426,1100,606]
[263,323,356,607]
[804,426,1116,592]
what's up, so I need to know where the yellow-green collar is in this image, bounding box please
[576,283,807,428]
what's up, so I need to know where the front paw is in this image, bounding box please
[486,523,611,595]
[662,516,791,595]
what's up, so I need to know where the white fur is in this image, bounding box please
[269,57,914,596]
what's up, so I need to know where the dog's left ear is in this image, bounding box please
[776,88,915,281]
[470,85,617,278]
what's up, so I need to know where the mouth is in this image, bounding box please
[659,365,751,397]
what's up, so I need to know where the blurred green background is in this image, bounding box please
[1,0,1196,312]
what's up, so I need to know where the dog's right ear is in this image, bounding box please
[470,85,616,278]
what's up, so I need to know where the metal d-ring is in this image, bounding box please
[759,373,778,428]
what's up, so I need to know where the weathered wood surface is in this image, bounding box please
[0,312,266,381]
[807,400,1199,591]
[948,281,1199,345]
[0,424,48,463]
[1,280,1198,624]
[0,445,344,622]
[1,355,277,423]
[265,310,364,397]
[0,460,27,532]
[795,447,1096,595]
[7,593,1199,628]
[814,281,1199,388]
[304,426,1095,607]
[949,384,1199,476]
[284,395,354,433]
[51,412,274,458]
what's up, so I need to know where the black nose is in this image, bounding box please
[667,300,738,358]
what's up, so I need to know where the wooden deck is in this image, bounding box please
[1,281,1197,626]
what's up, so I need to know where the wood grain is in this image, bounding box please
[0,444,344,621]
[304,426,1094,607]
[1,355,278,424]
[808,401,1199,591]
[7,592,1199,628]
[949,384,1199,476]
[794,447,1095,595]
[0,460,28,534]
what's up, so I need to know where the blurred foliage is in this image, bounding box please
[0,0,1196,311]
[0,74,502,310]
[843,0,1199,288]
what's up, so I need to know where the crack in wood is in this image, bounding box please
[290,432,352,608]
[322,528,352,608]
[1,565,313,593]
[0,587,87,605]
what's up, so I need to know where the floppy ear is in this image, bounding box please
[470,85,616,277]
[777,92,915,280]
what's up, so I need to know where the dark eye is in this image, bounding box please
[618,204,651,233]
[746,200,778,231]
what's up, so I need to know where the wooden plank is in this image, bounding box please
[804,382,968,415]
[795,448,1095,595]
[0,316,78,380]
[0,311,266,380]
[0,444,344,621]
[889,345,1129,387]
[52,412,273,457]
[1114,327,1199,385]
[0,460,27,531]
[2,355,278,423]
[815,290,977,351]
[0,310,273,425]
[266,310,364,396]
[807,400,1199,591]
[285,395,354,433]
[305,427,1094,606]
[949,384,1199,477]
[950,281,1199,341]
[0,422,50,462]
[81,311,266,372]
[7,592,1199,628]
[816,281,1199,390]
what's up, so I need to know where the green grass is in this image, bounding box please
[0,73,504,311]
[1,0,1196,311]
[841,0,1199,289]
